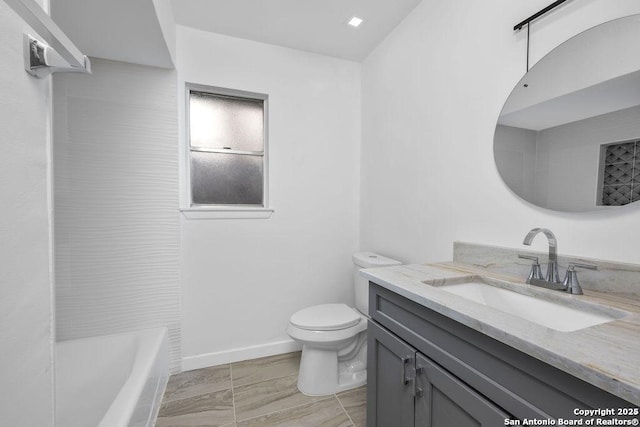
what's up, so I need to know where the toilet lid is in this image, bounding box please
[290,304,361,331]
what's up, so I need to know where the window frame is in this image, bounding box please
[181,83,273,219]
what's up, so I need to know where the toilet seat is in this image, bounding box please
[290,304,360,331]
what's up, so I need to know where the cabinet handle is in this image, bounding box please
[402,356,412,386]
[415,364,424,397]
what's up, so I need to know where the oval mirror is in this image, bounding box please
[494,14,640,212]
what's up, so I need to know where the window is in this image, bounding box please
[184,84,271,218]
[598,139,640,206]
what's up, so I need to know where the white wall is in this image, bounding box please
[361,1,640,265]
[177,26,361,368]
[152,0,177,66]
[0,1,55,425]
[52,0,175,69]
[53,59,181,370]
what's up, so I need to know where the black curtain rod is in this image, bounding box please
[514,0,568,31]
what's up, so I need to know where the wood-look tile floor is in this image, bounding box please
[155,352,366,427]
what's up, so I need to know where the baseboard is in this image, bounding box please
[181,339,302,372]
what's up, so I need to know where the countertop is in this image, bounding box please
[361,262,640,406]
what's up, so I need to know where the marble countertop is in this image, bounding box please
[361,262,640,406]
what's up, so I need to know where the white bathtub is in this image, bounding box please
[55,328,169,427]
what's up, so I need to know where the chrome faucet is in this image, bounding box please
[522,228,560,283]
[519,228,598,295]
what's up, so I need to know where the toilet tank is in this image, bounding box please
[352,252,402,315]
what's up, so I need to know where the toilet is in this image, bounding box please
[287,252,402,396]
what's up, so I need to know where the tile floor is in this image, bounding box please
[155,352,366,427]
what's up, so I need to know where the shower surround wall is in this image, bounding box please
[53,58,181,370]
[0,1,55,425]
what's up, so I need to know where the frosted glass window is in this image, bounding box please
[191,152,263,205]
[187,86,267,207]
[189,91,264,151]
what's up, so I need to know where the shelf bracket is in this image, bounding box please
[3,0,91,77]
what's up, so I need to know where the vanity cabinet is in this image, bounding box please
[368,320,510,426]
[367,283,635,426]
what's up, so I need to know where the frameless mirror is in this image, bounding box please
[494,14,640,212]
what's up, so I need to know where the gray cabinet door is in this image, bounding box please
[367,320,416,427]
[415,353,512,427]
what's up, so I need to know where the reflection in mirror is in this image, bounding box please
[494,14,640,212]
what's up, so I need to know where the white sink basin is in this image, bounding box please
[438,281,625,332]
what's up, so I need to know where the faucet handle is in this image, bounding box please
[518,255,543,283]
[562,263,597,295]
[567,262,598,271]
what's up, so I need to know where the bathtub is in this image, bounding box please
[55,328,169,427]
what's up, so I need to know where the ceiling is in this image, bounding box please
[50,0,420,69]
[171,0,423,61]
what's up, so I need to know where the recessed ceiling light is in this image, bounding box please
[347,16,364,28]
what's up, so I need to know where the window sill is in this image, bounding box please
[180,207,274,220]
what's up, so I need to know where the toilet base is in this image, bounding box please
[296,341,367,396]
[335,370,367,394]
